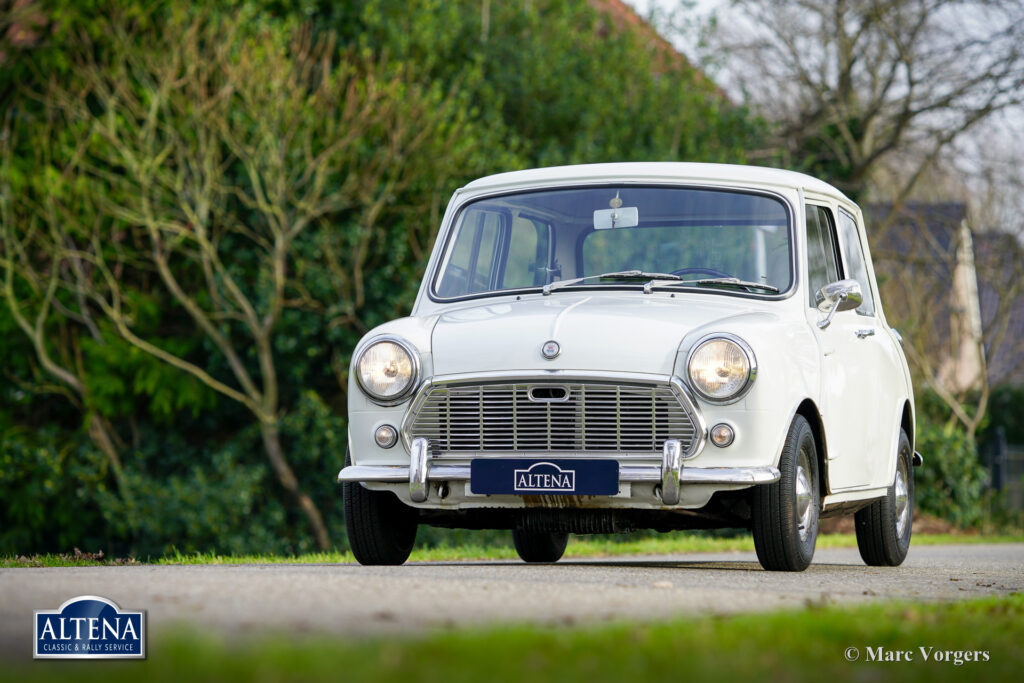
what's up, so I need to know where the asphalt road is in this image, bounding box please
[2,544,1022,655]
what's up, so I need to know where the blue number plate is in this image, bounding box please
[470,459,619,496]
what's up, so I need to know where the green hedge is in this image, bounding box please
[914,419,989,528]
[0,0,759,557]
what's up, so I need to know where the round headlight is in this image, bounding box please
[355,338,418,403]
[687,336,756,403]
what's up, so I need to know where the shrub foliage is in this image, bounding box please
[0,0,757,555]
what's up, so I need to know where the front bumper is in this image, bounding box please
[338,437,780,505]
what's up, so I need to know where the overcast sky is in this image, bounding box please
[622,0,1024,230]
[623,0,719,56]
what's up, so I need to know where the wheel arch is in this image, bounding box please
[876,398,916,489]
[794,398,829,497]
[900,400,915,451]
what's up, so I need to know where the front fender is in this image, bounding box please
[673,313,819,469]
[348,316,438,467]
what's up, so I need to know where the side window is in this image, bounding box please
[836,210,876,315]
[501,216,548,289]
[437,209,502,296]
[804,205,840,307]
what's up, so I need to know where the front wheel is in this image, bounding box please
[752,415,820,571]
[512,529,568,563]
[343,452,418,565]
[855,430,913,566]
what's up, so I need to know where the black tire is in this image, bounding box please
[343,451,418,566]
[512,529,569,563]
[752,415,820,571]
[855,430,913,567]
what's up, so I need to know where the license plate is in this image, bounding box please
[470,459,619,496]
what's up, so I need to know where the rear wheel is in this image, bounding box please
[512,529,569,563]
[752,415,820,571]
[855,430,913,566]
[343,451,418,565]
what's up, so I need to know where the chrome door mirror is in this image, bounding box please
[815,279,862,329]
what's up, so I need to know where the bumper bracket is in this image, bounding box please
[409,437,430,502]
[660,439,683,505]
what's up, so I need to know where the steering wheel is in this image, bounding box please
[670,267,731,278]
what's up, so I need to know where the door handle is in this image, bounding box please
[855,328,875,339]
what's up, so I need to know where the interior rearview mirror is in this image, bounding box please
[815,279,863,329]
[593,207,639,230]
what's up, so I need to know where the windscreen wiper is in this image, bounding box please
[541,270,681,296]
[686,277,779,293]
[642,276,779,294]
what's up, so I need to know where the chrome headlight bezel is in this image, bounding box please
[354,335,420,406]
[685,333,757,405]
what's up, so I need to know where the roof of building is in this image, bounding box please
[867,202,964,256]
[869,202,1024,387]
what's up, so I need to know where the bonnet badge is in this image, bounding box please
[541,340,561,360]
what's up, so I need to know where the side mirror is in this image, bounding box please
[815,279,862,329]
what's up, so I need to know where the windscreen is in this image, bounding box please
[433,186,791,299]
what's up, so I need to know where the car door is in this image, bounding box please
[805,203,878,491]
[833,208,905,489]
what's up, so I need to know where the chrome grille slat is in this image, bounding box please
[407,381,697,456]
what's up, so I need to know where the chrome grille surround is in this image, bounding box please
[401,371,706,459]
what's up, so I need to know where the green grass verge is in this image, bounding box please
[3,533,1022,567]
[9,594,1023,682]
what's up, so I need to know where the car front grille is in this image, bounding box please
[405,381,698,456]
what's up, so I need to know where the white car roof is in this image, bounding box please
[462,162,849,201]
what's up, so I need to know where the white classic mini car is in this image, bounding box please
[340,163,920,571]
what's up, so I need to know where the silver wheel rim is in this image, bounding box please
[796,449,814,542]
[894,456,910,539]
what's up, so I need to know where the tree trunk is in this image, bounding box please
[88,413,124,473]
[259,420,331,550]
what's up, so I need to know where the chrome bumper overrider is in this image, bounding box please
[339,438,780,504]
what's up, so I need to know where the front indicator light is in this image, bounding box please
[374,424,398,449]
[710,423,736,447]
